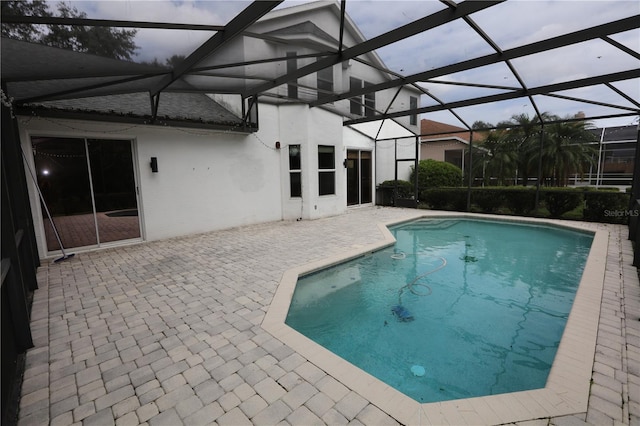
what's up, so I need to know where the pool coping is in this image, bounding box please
[262,212,608,425]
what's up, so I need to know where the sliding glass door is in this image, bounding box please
[346,150,372,206]
[32,136,140,252]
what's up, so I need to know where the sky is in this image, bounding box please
[43,0,639,129]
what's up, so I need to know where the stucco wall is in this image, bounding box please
[19,116,283,257]
[420,139,468,162]
[17,102,385,258]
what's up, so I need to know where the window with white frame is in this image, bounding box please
[289,145,301,197]
[318,145,335,196]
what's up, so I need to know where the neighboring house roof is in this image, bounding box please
[420,119,486,142]
[421,136,472,146]
[590,125,638,142]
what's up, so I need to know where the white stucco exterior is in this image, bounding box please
[18,101,406,258]
[17,1,421,259]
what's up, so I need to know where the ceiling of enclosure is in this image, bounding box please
[1,0,639,132]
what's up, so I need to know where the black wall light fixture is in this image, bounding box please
[150,157,158,173]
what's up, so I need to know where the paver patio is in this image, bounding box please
[16,207,640,425]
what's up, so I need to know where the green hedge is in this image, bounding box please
[415,186,630,224]
[377,180,413,206]
[420,188,467,211]
[543,189,584,218]
[583,191,631,224]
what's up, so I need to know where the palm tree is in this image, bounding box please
[505,113,554,186]
[476,129,519,186]
[528,118,597,186]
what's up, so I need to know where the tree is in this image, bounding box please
[504,113,552,186]
[410,159,463,189]
[528,117,597,186]
[142,54,186,69]
[1,1,138,61]
[1,0,49,42]
[472,120,493,130]
[476,129,519,186]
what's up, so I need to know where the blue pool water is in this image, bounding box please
[285,218,594,403]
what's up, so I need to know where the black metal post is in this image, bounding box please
[535,125,545,207]
[629,123,640,241]
[414,135,419,203]
[466,131,474,212]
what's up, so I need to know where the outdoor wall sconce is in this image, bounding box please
[275,141,281,149]
[150,157,158,173]
[343,159,348,168]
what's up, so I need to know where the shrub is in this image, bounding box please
[584,191,631,224]
[379,180,413,198]
[377,180,413,206]
[502,187,537,215]
[421,188,467,211]
[543,189,583,218]
[471,188,506,213]
[410,159,463,190]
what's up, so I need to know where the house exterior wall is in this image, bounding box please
[18,102,380,258]
[420,140,468,162]
[19,116,284,257]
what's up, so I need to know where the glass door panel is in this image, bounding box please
[32,137,98,250]
[360,151,372,204]
[346,150,359,206]
[88,139,141,244]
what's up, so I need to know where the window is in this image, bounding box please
[410,96,418,125]
[289,145,301,197]
[317,66,333,101]
[318,145,335,196]
[286,52,298,99]
[349,77,375,116]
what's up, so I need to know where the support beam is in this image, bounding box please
[0,15,225,31]
[315,15,640,107]
[344,68,640,125]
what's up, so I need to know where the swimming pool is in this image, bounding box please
[285,218,593,403]
[263,213,607,424]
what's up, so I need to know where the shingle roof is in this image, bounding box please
[19,92,244,129]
